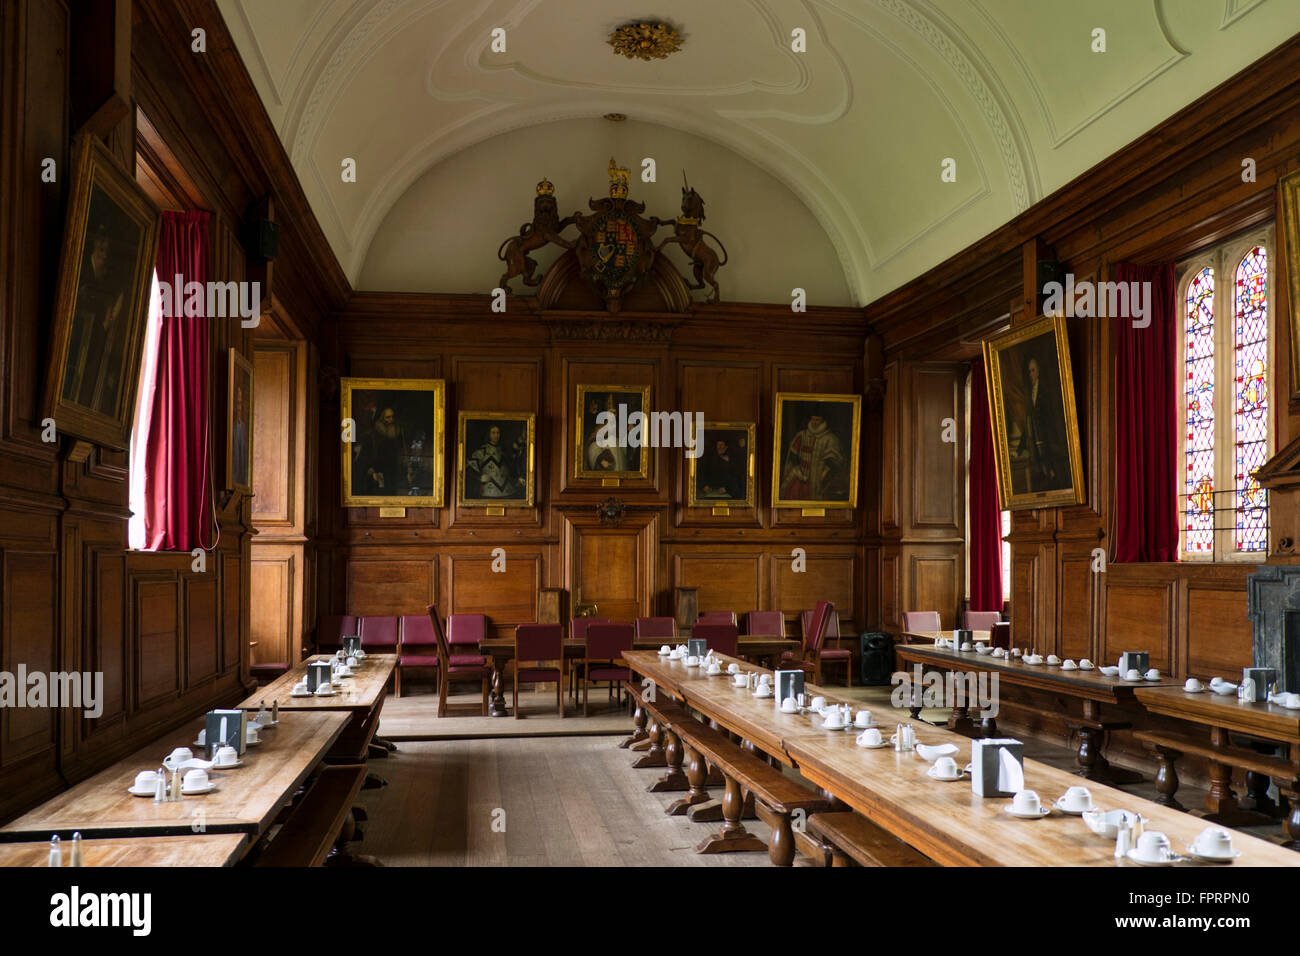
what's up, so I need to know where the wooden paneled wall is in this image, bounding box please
[314,301,876,640]
[869,37,1300,683]
[0,0,339,823]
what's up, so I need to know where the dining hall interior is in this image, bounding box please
[3,0,1300,886]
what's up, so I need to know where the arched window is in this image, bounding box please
[1177,228,1273,560]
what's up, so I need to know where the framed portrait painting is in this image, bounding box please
[982,314,1086,511]
[1281,167,1300,401]
[771,393,861,509]
[687,421,755,508]
[457,412,535,507]
[573,384,652,480]
[341,378,446,507]
[226,349,254,494]
[42,134,161,450]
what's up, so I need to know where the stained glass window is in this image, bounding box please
[1233,247,1268,552]
[1183,267,1214,554]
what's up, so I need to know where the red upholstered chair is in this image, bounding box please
[582,623,634,716]
[428,604,490,718]
[696,611,738,627]
[962,610,1002,633]
[317,614,357,654]
[447,613,486,649]
[569,617,611,701]
[635,616,677,639]
[784,607,842,666]
[360,616,399,654]
[745,610,786,637]
[513,624,565,719]
[901,611,942,643]
[691,622,738,658]
[793,600,848,686]
[397,614,439,697]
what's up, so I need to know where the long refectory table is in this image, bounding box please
[0,833,248,867]
[895,636,1181,783]
[0,711,348,846]
[625,651,1299,866]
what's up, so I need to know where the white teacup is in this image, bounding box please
[753,684,774,699]
[823,711,845,729]
[293,680,309,692]
[1059,786,1094,812]
[182,769,210,791]
[732,673,747,686]
[1184,677,1205,693]
[932,756,960,778]
[163,747,193,770]
[857,728,884,747]
[1046,654,1061,665]
[1125,668,1143,681]
[810,696,826,712]
[1209,676,1225,687]
[1190,826,1234,858]
[686,655,700,667]
[1079,658,1094,669]
[213,745,239,767]
[134,770,159,791]
[1061,659,1077,670]
[757,673,771,685]
[195,729,206,745]
[960,642,973,652]
[780,697,798,714]
[659,644,671,655]
[245,725,261,744]
[727,663,740,675]
[854,709,873,728]
[1011,790,1041,815]
[1010,648,1022,658]
[315,683,333,695]
[1135,830,1172,863]
[1272,691,1300,709]
[346,656,358,667]
[1145,667,1161,680]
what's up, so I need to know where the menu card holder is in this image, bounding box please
[307,661,333,692]
[970,738,1024,797]
[205,709,248,757]
[775,669,805,704]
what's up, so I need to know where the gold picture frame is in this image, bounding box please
[687,421,756,508]
[341,377,445,507]
[226,349,254,494]
[982,314,1086,511]
[456,411,536,508]
[573,383,652,480]
[771,392,862,509]
[1280,167,1300,401]
[41,134,161,450]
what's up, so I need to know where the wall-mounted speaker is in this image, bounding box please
[1036,258,1064,294]
[242,219,279,263]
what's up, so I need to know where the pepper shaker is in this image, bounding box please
[69,832,83,867]
[48,835,61,867]
[1114,821,1132,860]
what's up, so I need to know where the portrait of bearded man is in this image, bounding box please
[356,406,407,494]
[341,379,445,507]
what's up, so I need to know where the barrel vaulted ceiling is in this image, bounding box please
[216,0,1300,307]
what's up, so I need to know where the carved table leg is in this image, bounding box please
[766,807,796,867]
[1243,768,1277,815]
[1151,745,1184,810]
[620,696,648,749]
[632,717,667,768]
[695,773,766,854]
[647,728,689,792]
[1202,728,1271,826]
[488,657,509,717]
[1276,784,1300,848]
[667,744,711,815]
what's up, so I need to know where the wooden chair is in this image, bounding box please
[901,611,941,643]
[582,623,634,716]
[784,607,842,668]
[317,614,357,654]
[962,610,1001,631]
[427,604,490,718]
[696,611,738,627]
[513,624,565,719]
[635,616,676,639]
[745,610,785,636]
[396,614,439,697]
[793,600,846,686]
[691,622,738,658]
[360,616,398,659]
[569,616,611,702]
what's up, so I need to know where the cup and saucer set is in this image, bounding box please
[925,755,966,781]
[1051,785,1095,815]
[1004,789,1052,819]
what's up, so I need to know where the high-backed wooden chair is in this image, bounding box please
[793,600,847,686]
[396,613,439,697]
[901,611,942,643]
[569,616,612,701]
[635,616,676,639]
[785,607,843,668]
[360,616,399,655]
[447,613,486,649]
[513,624,565,719]
[745,610,786,636]
[962,610,1001,632]
[691,622,739,658]
[696,611,738,627]
[581,623,634,716]
[428,604,490,718]
[317,614,358,654]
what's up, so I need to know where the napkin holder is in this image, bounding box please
[775,669,805,704]
[205,709,248,757]
[343,635,361,656]
[1119,651,1149,674]
[306,661,333,692]
[970,738,1024,797]
[686,637,708,658]
[1242,667,1275,701]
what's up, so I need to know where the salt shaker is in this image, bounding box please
[48,834,61,867]
[153,767,166,804]
[1114,822,1132,859]
[69,832,83,867]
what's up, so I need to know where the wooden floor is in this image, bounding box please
[355,736,776,866]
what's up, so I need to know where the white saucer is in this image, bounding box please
[1078,662,1095,670]
[290,689,313,697]
[1004,805,1051,819]
[657,650,670,656]
[1143,675,1163,682]
[857,740,890,750]
[1126,848,1179,866]
[1186,848,1240,864]
[1023,658,1044,666]
[128,786,159,797]
[210,760,243,770]
[1046,660,1061,667]
[180,783,217,795]
[753,691,774,700]
[1052,799,1093,816]
[314,689,336,697]
[822,722,847,731]
[853,721,878,730]
[926,767,966,782]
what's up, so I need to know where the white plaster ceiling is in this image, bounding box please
[217,0,1300,306]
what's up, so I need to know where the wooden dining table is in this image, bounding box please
[625,651,1299,867]
[895,637,1181,783]
[0,833,248,867]
[0,710,349,844]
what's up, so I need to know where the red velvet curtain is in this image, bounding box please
[1113,261,1178,562]
[141,210,213,551]
[969,357,1002,612]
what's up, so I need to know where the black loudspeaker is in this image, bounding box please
[1036,259,1064,295]
[242,219,279,262]
[859,632,895,685]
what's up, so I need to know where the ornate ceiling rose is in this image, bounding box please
[608,22,682,61]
